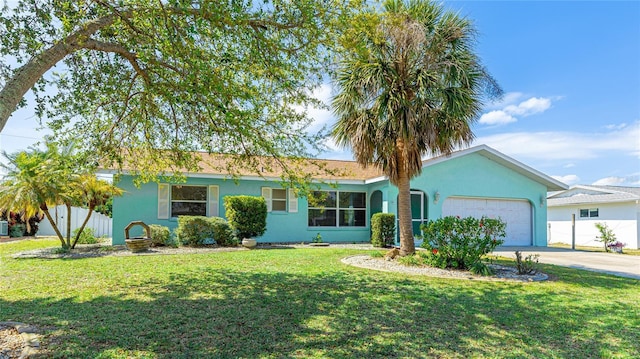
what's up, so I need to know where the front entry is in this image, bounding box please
[397,190,428,245]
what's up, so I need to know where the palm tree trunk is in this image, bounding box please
[41,207,66,248]
[71,205,95,249]
[65,202,72,248]
[397,164,416,257]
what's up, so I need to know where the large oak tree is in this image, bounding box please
[0,0,359,181]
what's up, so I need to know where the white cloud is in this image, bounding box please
[293,83,335,134]
[563,163,576,168]
[478,110,517,125]
[503,97,551,116]
[480,94,554,126]
[552,174,580,185]
[474,120,640,161]
[591,176,626,186]
[605,123,627,130]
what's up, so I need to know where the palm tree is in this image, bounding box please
[0,146,74,248]
[332,0,502,256]
[70,174,123,248]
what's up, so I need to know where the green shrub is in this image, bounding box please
[595,222,617,252]
[174,216,237,247]
[9,223,25,238]
[208,217,236,246]
[370,213,396,247]
[514,250,539,274]
[223,195,267,239]
[420,216,506,275]
[149,224,171,247]
[72,227,105,244]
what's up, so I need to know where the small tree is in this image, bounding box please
[595,222,617,252]
[224,196,267,239]
[371,213,396,247]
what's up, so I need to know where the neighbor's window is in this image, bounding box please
[308,191,366,227]
[579,208,599,218]
[171,185,207,217]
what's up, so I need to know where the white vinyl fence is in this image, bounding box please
[37,205,112,238]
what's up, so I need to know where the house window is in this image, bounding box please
[308,191,366,227]
[579,208,599,218]
[272,189,287,212]
[171,185,207,217]
[261,187,298,213]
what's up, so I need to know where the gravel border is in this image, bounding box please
[342,255,548,282]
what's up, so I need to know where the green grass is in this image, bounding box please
[1,238,639,358]
[549,242,640,256]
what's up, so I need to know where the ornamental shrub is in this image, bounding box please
[175,216,237,246]
[149,224,171,247]
[420,216,506,275]
[370,213,396,247]
[224,195,267,239]
[72,227,105,244]
[9,223,25,238]
[595,222,617,252]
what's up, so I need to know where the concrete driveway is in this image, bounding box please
[491,246,640,280]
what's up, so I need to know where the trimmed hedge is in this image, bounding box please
[224,195,267,239]
[371,213,395,247]
[174,216,236,246]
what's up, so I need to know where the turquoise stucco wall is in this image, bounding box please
[408,153,548,246]
[112,176,373,245]
[112,152,549,246]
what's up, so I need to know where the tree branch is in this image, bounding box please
[79,38,151,84]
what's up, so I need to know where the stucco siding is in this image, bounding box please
[409,153,548,246]
[548,201,639,249]
[113,175,372,245]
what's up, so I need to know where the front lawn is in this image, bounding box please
[1,238,638,358]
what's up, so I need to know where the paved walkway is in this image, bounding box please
[491,246,640,280]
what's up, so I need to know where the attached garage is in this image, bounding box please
[442,197,533,246]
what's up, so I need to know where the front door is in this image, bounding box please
[397,191,427,245]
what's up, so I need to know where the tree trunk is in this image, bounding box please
[393,140,416,256]
[65,202,72,248]
[396,170,415,256]
[71,204,95,249]
[40,206,66,248]
[0,15,117,130]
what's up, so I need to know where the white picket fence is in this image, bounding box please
[37,205,112,238]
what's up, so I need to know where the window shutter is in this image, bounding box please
[208,185,219,217]
[158,183,170,219]
[288,188,298,213]
[262,187,272,212]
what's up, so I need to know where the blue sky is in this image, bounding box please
[308,0,640,187]
[2,1,639,187]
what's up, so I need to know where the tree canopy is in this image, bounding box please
[332,0,502,255]
[0,0,361,182]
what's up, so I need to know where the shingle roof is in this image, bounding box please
[547,185,640,206]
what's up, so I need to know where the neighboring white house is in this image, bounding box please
[37,205,113,238]
[547,185,640,249]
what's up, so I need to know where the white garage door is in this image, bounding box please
[442,197,532,246]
